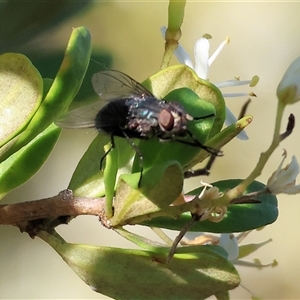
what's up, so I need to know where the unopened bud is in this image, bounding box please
[277,57,300,104]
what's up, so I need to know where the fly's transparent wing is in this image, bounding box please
[55,101,104,129]
[92,70,153,100]
[56,70,153,129]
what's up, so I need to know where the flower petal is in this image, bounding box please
[215,79,252,89]
[285,156,299,180]
[194,38,210,79]
[174,44,194,68]
[208,37,230,66]
[272,155,299,186]
[267,153,300,194]
[281,184,300,194]
[160,25,167,38]
[218,233,239,261]
[221,92,250,98]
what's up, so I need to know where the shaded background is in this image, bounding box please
[1,1,300,299]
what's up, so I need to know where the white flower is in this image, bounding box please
[180,180,227,223]
[267,150,300,195]
[218,233,239,260]
[181,181,237,257]
[181,182,273,264]
[161,26,257,140]
[277,56,300,105]
[183,232,239,261]
[183,230,275,268]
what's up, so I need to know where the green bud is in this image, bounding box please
[277,56,300,104]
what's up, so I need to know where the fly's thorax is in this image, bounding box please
[124,97,192,138]
[126,97,161,138]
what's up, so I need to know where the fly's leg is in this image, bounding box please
[186,130,222,156]
[173,138,223,156]
[192,113,215,121]
[173,130,222,156]
[122,132,144,187]
[100,133,144,187]
[184,154,217,178]
[100,133,115,170]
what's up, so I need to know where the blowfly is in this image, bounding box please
[56,70,221,185]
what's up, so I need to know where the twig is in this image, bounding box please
[165,213,200,263]
[0,189,105,227]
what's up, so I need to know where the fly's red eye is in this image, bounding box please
[159,109,174,131]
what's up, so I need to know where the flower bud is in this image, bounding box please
[277,57,300,104]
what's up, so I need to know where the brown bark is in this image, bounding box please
[0,190,106,232]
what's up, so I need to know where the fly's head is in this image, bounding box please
[158,102,189,134]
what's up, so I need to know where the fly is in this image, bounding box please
[56,70,222,186]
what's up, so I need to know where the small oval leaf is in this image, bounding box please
[0,123,61,199]
[0,26,91,162]
[110,161,183,226]
[0,53,43,147]
[69,135,134,198]
[40,231,240,300]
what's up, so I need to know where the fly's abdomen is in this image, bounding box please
[95,98,130,137]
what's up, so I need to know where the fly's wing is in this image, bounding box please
[92,70,153,100]
[55,102,103,129]
[55,70,153,129]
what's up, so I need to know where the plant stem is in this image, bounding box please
[160,41,177,69]
[0,190,105,226]
[225,100,287,201]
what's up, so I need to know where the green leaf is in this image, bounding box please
[109,161,183,226]
[68,134,108,198]
[0,77,53,160]
[39,230,240,300]
[30,51,113,111]
[69,135,134,199]
[114,227,166,251]
[141,179,278,233]
[0,53,43,147]
[0,26,91,162]
[0,123,61,199]
[113,227,226,257]
[215,291,230,300]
